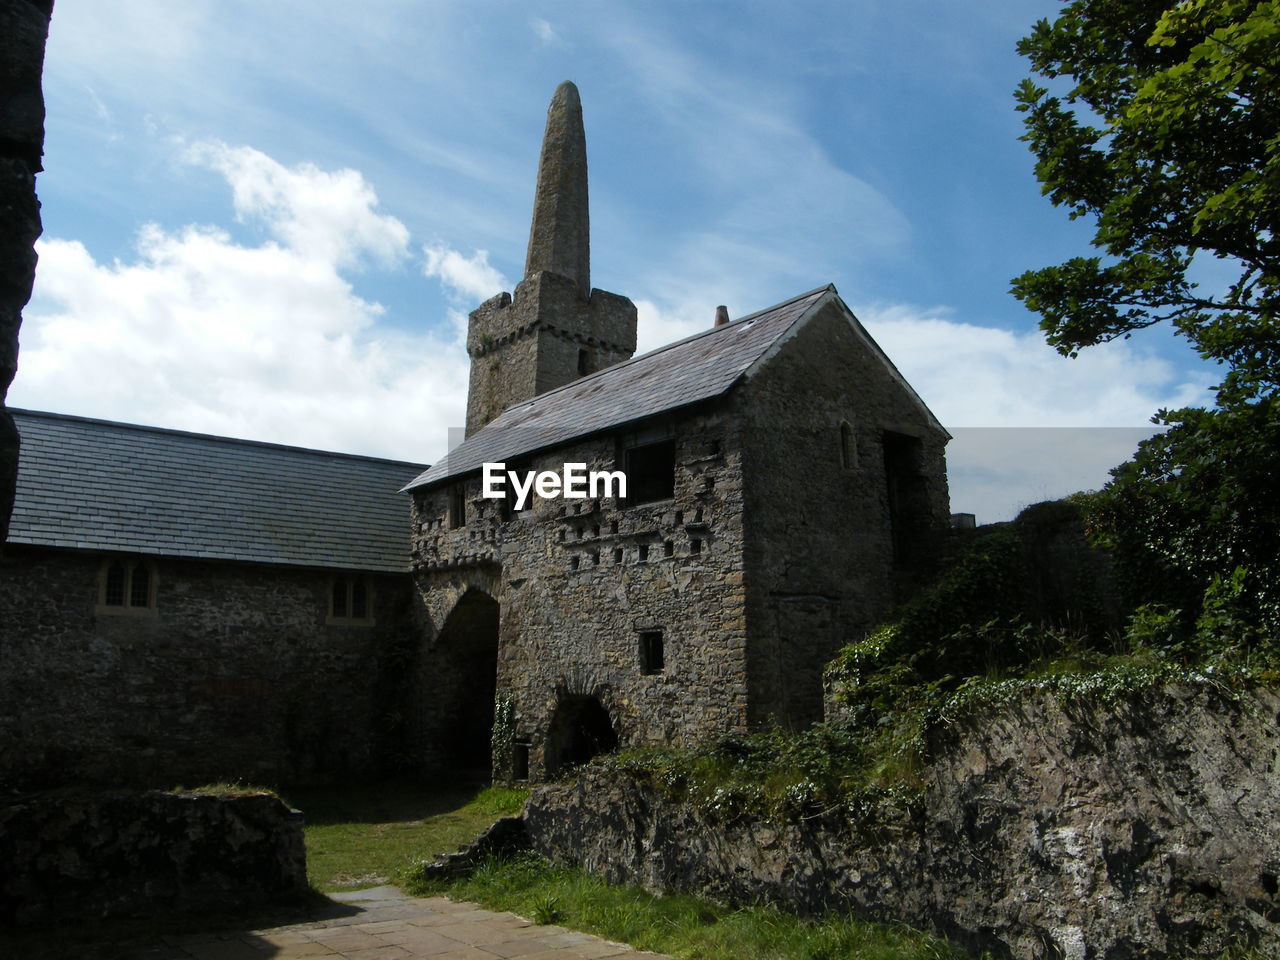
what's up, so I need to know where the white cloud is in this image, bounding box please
[856,302,1209,428]
[13,143,468,463]
[423,244,509,304]
[184,140,411,270]
[532,18,560,45]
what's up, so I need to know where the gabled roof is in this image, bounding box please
[404,285,835,491]
[7,410,426,573]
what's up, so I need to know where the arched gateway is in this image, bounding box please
[432,589,499,774]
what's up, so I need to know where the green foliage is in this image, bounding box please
[1087,403,1280,641]
[470,783,529,816]
[1012,0,1280,395]
[491,694,517,783]
[1014,0,1280,649]
[407,852,976,960]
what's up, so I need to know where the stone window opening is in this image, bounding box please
[883,431,929,568]
[637,543,649,562]
[449,484,468,529]
[639,630,665,675]
[569,555,580,571]
[590,550,600,566]
[840,420,858,470]
[623,439,676,505]
[613,548,624,564]
[328,576,375,626]
[512,741,531,781]
[690,537,703,556]
[663,540,674,558]
[97,558,157,615]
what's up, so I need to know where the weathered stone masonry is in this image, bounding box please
[0,544,417,790]
[402,81,951,781]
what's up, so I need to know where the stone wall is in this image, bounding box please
[0,0,53,545]
[0,788,307,926]
[0,545,421,790]
[410,406,750,779]
[466,271,637,435]
[524,684,1280,960]
[738,298,951,727]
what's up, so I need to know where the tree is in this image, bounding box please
[1014,0,1280,639]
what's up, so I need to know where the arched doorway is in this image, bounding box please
[544,695,618,776]
[434,589,499,775]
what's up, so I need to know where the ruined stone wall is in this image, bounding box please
[410,407,748,778]
[0,545,418,790]
[466,271,636,435]
[0,0,53,546]
[525,684,1280,960]
[0,788,306,926]
[738,300,950,727]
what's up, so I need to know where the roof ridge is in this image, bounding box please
[497,284,836,417]
[9,408,428,470]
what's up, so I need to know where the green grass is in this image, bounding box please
[284,780,527,892]
[403,852,976,960]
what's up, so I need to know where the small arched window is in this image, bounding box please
[839,420,858,470]
[97,558,157,615]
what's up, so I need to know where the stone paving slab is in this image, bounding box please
[104,887,670,960]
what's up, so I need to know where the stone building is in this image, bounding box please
[0,409,426,790]
[402,82,950,781]
[0,81,949,790]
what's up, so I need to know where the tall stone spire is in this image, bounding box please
[524,81,590,300]
[463,82,635,436]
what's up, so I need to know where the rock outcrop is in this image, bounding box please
[525,684,1280,959]
[0,0,53,545]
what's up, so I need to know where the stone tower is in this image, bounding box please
[465,81,638,436]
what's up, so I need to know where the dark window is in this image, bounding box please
[883,431,928,568]
[331,576,373,623]
[663,540,674,557]
[625,440,676,505]
[613,548,624,564]
[840,420,857,470]
[577,348,595,376]
[449,485,467,528]
[639,630,665,675]
[129,564,151,607]
[690,538,702,555]
[105,561,126,606]
[637,543,649,562]
[512,742,530,781]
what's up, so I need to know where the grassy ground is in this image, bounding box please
[283,779,527,892]
[404,852,974,960]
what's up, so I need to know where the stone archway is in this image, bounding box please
[544,695,618,777]
[433,589,499,774]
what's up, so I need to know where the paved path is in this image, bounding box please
[123,886,670,960]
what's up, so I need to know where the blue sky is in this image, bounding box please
[11,0,1216,520]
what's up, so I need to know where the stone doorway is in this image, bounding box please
[544,695,618,776]
[434,589,499,774]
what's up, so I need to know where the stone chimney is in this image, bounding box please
[714,305,730,327]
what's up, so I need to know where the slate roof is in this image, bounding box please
[404,285,835,491]
[8,410,426,573]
